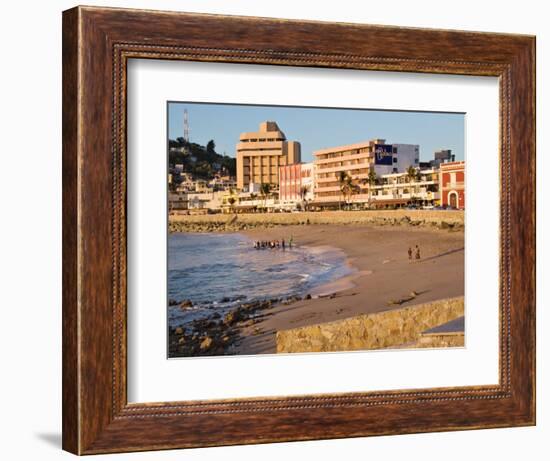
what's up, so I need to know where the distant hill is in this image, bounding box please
[168,138,236,179]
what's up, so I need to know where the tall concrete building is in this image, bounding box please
[313,139,419,204]
[431,149,455,168]
[236,121,301,190]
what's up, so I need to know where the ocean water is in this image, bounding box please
[168,232,353,328]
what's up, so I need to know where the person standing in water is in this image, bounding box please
[408,247,413,261]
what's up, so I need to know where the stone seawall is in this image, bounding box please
[275,297,464,353]
[169,210,464,233]
[415,332,465,348]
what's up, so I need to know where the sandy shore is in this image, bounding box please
[231,224,464,355]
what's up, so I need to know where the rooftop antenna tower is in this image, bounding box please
[183,108,190,143]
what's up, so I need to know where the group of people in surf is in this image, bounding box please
[253,237,293,250]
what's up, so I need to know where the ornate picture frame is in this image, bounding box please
[62,6,535,454]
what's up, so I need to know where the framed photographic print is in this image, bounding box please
[62,5,536,455]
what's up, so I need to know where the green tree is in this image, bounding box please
[300,185,309,211]
[227,196,236,213]
[338,171,358,210]
[348,181,360,209]
[337,171,349,211]
[206,139,216,154]
[260,183,271,210]
[406,165,419,206]
[361,169,378,209]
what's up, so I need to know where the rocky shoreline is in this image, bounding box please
[169,215,464,233]
[168,294,313,357]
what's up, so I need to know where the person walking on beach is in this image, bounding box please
[415,244,421,260]
[289,236,293,249]
[408,247,413,261]
[282,239,285,250]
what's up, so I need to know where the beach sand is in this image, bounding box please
[233,224,464,355]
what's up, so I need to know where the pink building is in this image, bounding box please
[279,163,314,206]
[440,161,465,209]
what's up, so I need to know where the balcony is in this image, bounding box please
[314,162,372,174]
[443,181,465,189]
[314,152,371,166]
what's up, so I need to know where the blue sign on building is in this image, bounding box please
[374,144,393,165]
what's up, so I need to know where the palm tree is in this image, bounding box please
[348,181,360,209]
[362,170,378,209]
[406,165,417,182]
[300,185,309,211]
[406,166,418,207]
[338,171,350,211]
[338,172,358,211]
[260,183,271,211]
[227,196,236,213]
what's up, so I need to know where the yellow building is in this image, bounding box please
[236,121,301,190]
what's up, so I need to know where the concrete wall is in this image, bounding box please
[414,332,465,348]
[276,297,464,353]
[169,209,465,232]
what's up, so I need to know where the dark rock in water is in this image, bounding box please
[259,300,272,309]
[242,301,261,311]
[208,320,220,329]
[174,327,184,335]
[212,312,222,319]
[168,299,178,306]
[221,295,246,303]
[304,293,312,300]
[180,300,193,308]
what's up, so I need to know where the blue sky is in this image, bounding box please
[168,102,464,163]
